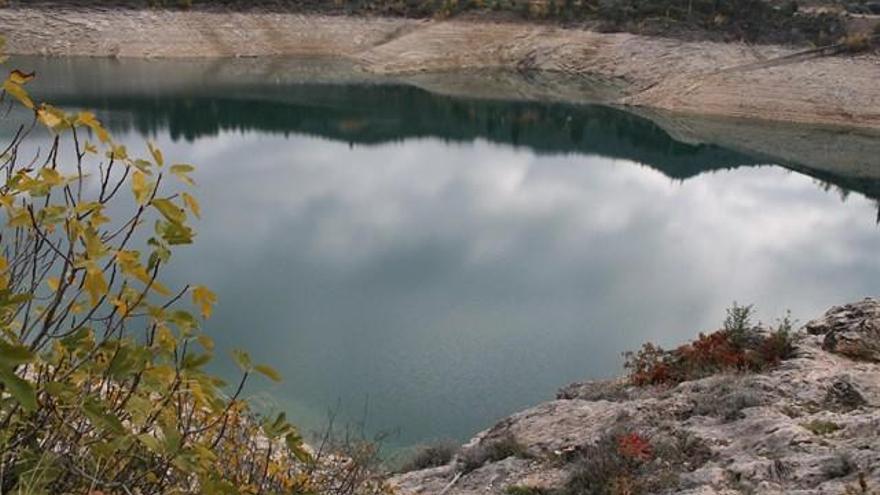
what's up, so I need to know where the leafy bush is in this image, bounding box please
[624,304,796,386]
[561,431,646,495]
[561,429,711,495]
[0,51,387,494]
[690,388,765,422]
[398,440,458,472]
[460,432,530,472]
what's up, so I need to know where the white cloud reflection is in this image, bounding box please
[114,130,880,447]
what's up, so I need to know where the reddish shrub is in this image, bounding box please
[617,433,653,462]
[624,309,796,387]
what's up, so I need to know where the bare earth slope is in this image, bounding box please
[1,6,879,130]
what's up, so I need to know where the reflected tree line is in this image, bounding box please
[43,82,880,219]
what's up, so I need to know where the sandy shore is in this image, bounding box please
[1,6,880,130]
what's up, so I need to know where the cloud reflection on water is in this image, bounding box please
[144,131,880,446]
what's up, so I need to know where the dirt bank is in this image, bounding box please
[1,5,880,129]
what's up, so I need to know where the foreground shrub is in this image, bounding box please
[0,50,387,494]
[560,428,710,495]
[624,304,796,386]
[398,440,458,472]
[461,432,530,472]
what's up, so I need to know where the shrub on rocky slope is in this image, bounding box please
[392,298,880,495]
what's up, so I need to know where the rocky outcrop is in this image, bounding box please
[392,298,880,495]
[807,298,880,362]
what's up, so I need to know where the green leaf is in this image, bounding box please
[155,219,194,245]
[60,327,94,352]
[147,237,172,269]
[231,349,252,372]
[183,352,212,371]
[0,341,34,367]
[0,368,37,411]
[254,364,282,382]
[162,422,182,455]
[168,310,198,333]
[83,398,125,435]
[286,432,311,463]
[138,433,162,453]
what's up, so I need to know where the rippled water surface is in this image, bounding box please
[13,56,880,450]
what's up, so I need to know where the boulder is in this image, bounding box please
[805,298,880,362]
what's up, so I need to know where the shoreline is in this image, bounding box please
[2,6,880,130]
[391,298,880,494]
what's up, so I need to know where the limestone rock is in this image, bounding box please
[805,298,880,362]
[392,301,880,494]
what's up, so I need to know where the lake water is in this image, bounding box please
[10,56,880,452]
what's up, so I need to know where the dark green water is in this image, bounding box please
[11,57,880,451]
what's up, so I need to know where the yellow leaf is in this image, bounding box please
[37,104,67,129]
[156,324,176,353]
[182,192,200,219]
[192,286,216,320]
[82,228,106,260]
[0,256,8,290]
[47,277,60,292]
[148,141,164,167]
[107,144,128,161]
[7,207,30,228]
[95,125,110,144]
[197,334,214,351]
[39,167,63,186]
[76,111,97,127]
[84,264,108,307]
[151,198,185,224]
[254,364,282,382]
[2,80,33,109]
[111,297,128,315]
[8,70,35,85]
[170,164,195,186]
[77,112,111,144]
[84,142,97,154]
[115,250,170,296]
[131,170,150,205]
[0,194,15,209]
[89,209,111,228]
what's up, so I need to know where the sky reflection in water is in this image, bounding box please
[151,132,879,448]
[13,57,880,448]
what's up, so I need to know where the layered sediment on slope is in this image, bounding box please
[2,6,879,129]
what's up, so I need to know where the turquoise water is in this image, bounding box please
[13,56,880,451]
